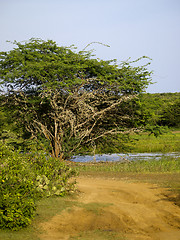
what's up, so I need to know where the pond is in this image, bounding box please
[71,152,180,162]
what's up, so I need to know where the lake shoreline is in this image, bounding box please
[72,152,180,162]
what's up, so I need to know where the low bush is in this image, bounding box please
[0,143,77,230]
[26,151,77,197]
[0,144,36,230]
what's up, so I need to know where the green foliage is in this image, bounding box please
[0,194,36,231]
[26,150,77,197]
[0,39,152,93]
[139,92,180,127]
[0,95,29,150]
[159,98,180,127]
[0,143,77,230]
[0,38,152,158]
[0,144,36,230]
[144,124,169,137]
[76,133,134,155]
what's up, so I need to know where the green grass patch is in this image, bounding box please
[129,131,180,153]
[72,157,180,174]
[69,229,126,240]
[0,195,79,240]
[79,202,113,215]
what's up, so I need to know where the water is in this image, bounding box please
[71,152,180,162]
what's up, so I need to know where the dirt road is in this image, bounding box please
[40,176,180,240]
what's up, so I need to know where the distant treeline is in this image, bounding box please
[139,92,180,128]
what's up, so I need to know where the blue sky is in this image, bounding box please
[0,0,180,93]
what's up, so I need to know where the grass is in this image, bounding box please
[72,157,180,174]
[129,131,180,153]
[77,131,180,156]
[0,196,78,240]
[69,229,126,240]
[79,202,113,215]
[0,197,121,240]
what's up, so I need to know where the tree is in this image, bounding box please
[0,38,152,158]
[158,99,180,127]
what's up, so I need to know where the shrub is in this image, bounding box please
[25,150,77,197]
[0,143,36,230]
[0,192,36,230]
[0,143,77,230]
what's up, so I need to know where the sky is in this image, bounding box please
[0,0,180,93]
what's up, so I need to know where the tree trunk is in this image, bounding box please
[50,138,64,160]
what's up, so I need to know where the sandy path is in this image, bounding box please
[40,176,180,240]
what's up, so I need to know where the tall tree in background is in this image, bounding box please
[0,39,152,158]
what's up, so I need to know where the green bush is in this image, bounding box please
[0,144,36,230]
[0,143,77,230]
[0,192,36,230]
[26,151,77,197]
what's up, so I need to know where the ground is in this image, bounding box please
[39,176,180,240]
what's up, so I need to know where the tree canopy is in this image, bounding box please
[0,38,152,158]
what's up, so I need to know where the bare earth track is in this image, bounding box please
[40,176,180,240]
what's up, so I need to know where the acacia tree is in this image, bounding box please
[0,39,152,158]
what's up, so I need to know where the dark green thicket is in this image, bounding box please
[139,93,180,128]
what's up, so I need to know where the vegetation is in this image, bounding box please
[0,39,179,157]
[139,92,180,127]
[0,142,76,230]
[0,38,180,233]
[2,92,179,155]
[0,38,152,158]
[78,131,180,154]
[0,196,77,240]
[0,144,36,230]
[130,131,180,153]
[0,156,179,239]
[72,157,180,174]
